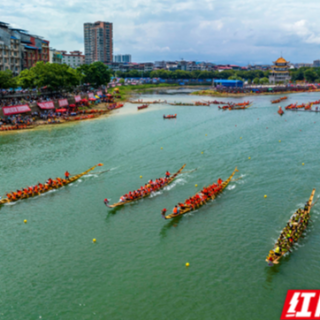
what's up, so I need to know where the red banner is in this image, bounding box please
[282,290,320,319]
[74,95,81,102]
[88,93,94,99]
[96,91,102,96]
[37,101,55,109]
[2,105,31,116]
[58,99,69,107]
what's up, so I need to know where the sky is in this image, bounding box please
[1,0,320,65]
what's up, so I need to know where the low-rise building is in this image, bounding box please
[314,60,320,68]
[61,50,85,68]
[113,54,131,63]
[0,22,50,74]
[293,63,313,69]
[49,48,62,64]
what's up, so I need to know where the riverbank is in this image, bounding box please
[191,88,320,97]
[108,84,182,102]
[0,102,114,134]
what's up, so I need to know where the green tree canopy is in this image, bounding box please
[252,77,260,84]
[304,69,318,82]
[17,62,80,89]
[259,77,269,84]
[0,70,17,89]
[77,61,111,88]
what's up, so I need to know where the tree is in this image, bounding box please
[304,69,317,83]
[252,77,260,84]
[228,75,243,81]
[77,61,111,88]
[119,78,125,85]
[291,68,304,81]
[259,77,269,84]
[17,62,80,89]
[0,70,17,89]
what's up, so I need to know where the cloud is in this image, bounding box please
[1,0,320,64]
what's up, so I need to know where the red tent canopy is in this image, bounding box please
[107,94,112,97]
[38,101,55,110]
[2,105,31,116]
[69,104,76,107]
[81,98,88,102]
[56,108,67,113]
[89,98,96,101]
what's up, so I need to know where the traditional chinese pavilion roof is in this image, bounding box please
[275,57,288,63]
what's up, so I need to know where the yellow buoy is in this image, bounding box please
[205,134,207,136]
[195,184,198,187]
[240,137,242,139]
[93,238,96,243]
[186,262,190,267]
[264,195,267,198]
[140,176,142,179]
[201,152,204,154]
[161,147,163,149]
[248,157,251,160]
[24,219,27,223]
[302,163,305,166]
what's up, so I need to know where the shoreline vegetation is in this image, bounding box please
[191,88,320,97]
[109,83,181,102]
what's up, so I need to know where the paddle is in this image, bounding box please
[311,197,319,208]
[181,168,198,174]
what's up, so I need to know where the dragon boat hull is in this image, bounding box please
[164,167,238,219]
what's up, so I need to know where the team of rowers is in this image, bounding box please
[5,171,71,201]
[161,178,223,217]
[116,171,172,203]
[266,201,311,264]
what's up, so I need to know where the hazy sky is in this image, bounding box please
[1,0,320,64]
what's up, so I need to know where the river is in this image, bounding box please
[1,90,320,319]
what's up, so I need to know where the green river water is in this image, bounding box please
[1,90,320,320]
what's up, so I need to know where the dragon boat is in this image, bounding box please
[107,164,186,208]
[164,167,238,219]
[137,104,149,110]
[168,103,194,106]
[163,114,177,119]
[0,164,103,206]
[266,189,316,266]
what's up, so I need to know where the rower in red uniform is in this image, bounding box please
[161,208,167,218]
[65,171,70,180]
[165,171,171,178]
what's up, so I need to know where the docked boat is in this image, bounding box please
[0,164,103,206]
[163,114,177,119]
[137,104,148,110]
[106,164,186,208]
[169,102,194,106]
[163,167,238,219]
[266,189,315,266]
[0,124,37,132]
[219,103,252,110]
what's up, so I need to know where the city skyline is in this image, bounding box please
[1,0,320,64]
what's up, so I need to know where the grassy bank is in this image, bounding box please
[108,83,181,101]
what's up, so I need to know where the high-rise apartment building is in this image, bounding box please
[84,21,113,64]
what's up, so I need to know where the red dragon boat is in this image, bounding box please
[137,104,148,110]
[163,114,177,119]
